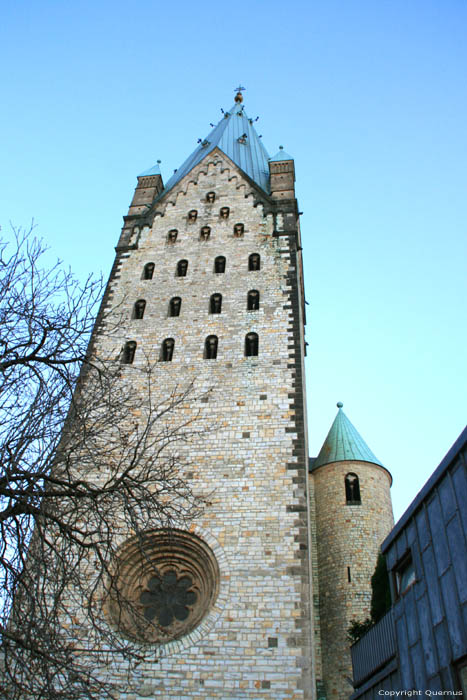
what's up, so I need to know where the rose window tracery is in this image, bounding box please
[140,569,197,626]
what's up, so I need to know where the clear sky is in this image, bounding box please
[1,1,466,520]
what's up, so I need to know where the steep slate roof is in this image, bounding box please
[312,403,384,470]
[142,100,271,196]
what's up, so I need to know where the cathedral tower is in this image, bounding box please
[89,90,314,697]
[311,403,394,699]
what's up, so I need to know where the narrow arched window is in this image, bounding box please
[247,290,260,311]
[143,262,155,279]
[167,229,178,244]
[214,256,226,273]
[200,226,211,241]
[204,335,218,359]
[133,299,146,319]
[206,191,216,203]
[249,253,260,271]
[169,297,181,317]
[210,293,222,314]
[220,207,230,219]
[233,223,244,238]
[188,209,198,222]
[176,260,188,277]
[161,338,175,362]
[121,341,136,364]
[245,332,258,357]
[345,473,361,504]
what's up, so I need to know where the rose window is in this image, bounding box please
[140,570,197,626]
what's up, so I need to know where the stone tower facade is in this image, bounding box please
[86,91,314,698]
[310,404,394,699]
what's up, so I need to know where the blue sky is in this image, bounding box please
[1,1,466,520]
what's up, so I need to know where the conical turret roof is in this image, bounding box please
[143,92,271,197]
[312,403,384,470]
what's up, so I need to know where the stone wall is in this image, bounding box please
[312,460,393,699]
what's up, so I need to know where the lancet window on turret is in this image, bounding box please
[245,332,258,357]
[121,341,136,365]
[214,256,226,273]
[233,223,244,238]
[220,207,230,219]
[249,254,260,271]
[176,260,188,277]
[143,262,155,279]
[133,299,146,319]
[188,210,198,222]
[200,226,211,241]
[247,290,260,311]
[169,297,181,317]
[204,335,218,359]
[210,293,222,314]
[206,192,216,203]
[167,229,178,244]
[345,473,361,504]
[161,338,175,362]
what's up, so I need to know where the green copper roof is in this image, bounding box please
[312,402,384,470]
[146,96,271,197]
[139,161,161,176]
[270,146,294,161]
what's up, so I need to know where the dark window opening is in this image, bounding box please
[206,191,216,203]
[247,290,260,311]
[161,338,175,362]
[188,209,198,222]
[210,293,222,314]
[233,223,244,238]
[167,229,178,244]
[347,567,351,583]
[200,226,211,241]
[204,335,218,359]
[214,256,226,273]
[176,260,188,277]
[169,297,181,317]
[248,253,260,271]
[220,207,230,219]
[133,299,146,319]
[245,332,258,357]
[394,553,416,597]
[122,341,136,364]
[143,263,155,280]
[345,473,361,504]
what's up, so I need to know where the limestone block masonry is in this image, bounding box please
[312,460,394,700]
[86,151,313,698]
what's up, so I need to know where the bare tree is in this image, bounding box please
[0,227,205,699]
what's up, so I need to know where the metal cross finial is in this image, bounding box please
[234,85,246,103]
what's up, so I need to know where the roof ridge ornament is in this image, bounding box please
[234,85,245,103]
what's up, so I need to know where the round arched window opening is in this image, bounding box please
[105,530,220,644]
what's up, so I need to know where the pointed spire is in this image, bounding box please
[145,90,271,198]
[312,403,384,470]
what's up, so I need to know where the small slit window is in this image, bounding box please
[176,260,188,277]
[204,335,218,359]
[394,553,416,597]
[143,262,155,280]
[249,253,260,271]
[247,290,260,311]
[214,256,226,273]
[161,338,175,362]
[233,223,244,238]
[345,473,361,504]
[133,299,146,319]
[169,297,181,317]
[210,293,222,314]
[200,226,211,241]
[245,332,258,357]
[206,191,216,203]
[220,207,230,219]
[122,341,136,364]
[188,209,198,222]
[167,229,178,244]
